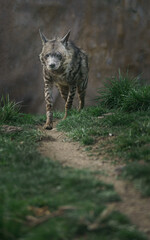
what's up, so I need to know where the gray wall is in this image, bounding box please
[0,0,150,113]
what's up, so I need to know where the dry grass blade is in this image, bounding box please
[26,205,77,228]
[88,205,115,231]
[1,125,23,133]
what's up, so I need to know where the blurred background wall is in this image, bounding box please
[0,0,150,114]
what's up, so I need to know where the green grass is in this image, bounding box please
[0,95,21,123]
[96,71,139,109]
[57,73,150,196]
[57,106,107,144]
[122,163,150,196]
[121,86,150,112]
[0,97,147,239]
[57,109,150,196]
[96,71,150,112]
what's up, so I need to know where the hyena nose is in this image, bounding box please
[49,63,55,69]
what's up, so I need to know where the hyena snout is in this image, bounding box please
[47,61,61,71]
[47,57,61,71]
[49,63,56,69]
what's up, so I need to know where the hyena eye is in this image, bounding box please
[56,53,62,60]
[45,53,50,59]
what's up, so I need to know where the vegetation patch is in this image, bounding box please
[96,71,139,110]
[96,71,150,112]
[57,72,150,196]
[0,96,147,239]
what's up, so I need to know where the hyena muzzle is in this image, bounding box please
[39,30,88,130]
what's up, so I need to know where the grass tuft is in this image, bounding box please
[96,71,150,112]
[121,86,150,112]
[96,70,139,109]
[0,95,21,123]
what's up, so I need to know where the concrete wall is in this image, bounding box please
[0,0,150,113]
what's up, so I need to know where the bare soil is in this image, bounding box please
[39,121,150,239]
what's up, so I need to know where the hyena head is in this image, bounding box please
[39,30,71,72]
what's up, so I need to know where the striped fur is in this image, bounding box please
[39,30,88,129]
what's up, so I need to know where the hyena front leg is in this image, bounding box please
[58,85,69,102]
[63,84,76,120]
[44,79,53,130]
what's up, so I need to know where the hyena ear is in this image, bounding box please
[39,29,48,45]
[61,30,71,45]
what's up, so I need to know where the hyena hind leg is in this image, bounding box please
[77,87,86,111]
[63,84,76,119]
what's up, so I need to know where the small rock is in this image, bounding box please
[109,133,113,137]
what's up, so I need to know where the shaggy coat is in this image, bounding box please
[39,30,88,129]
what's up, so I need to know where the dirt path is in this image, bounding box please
[39,122,150,239]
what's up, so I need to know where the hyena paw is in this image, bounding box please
[43,123,53,130]
[63,113,67,120]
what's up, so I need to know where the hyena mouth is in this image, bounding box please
[49,65,63,73]
[48,64,61,71]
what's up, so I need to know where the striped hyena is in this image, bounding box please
[39,30,88,130]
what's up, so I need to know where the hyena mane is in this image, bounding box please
[39,30,88,130]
